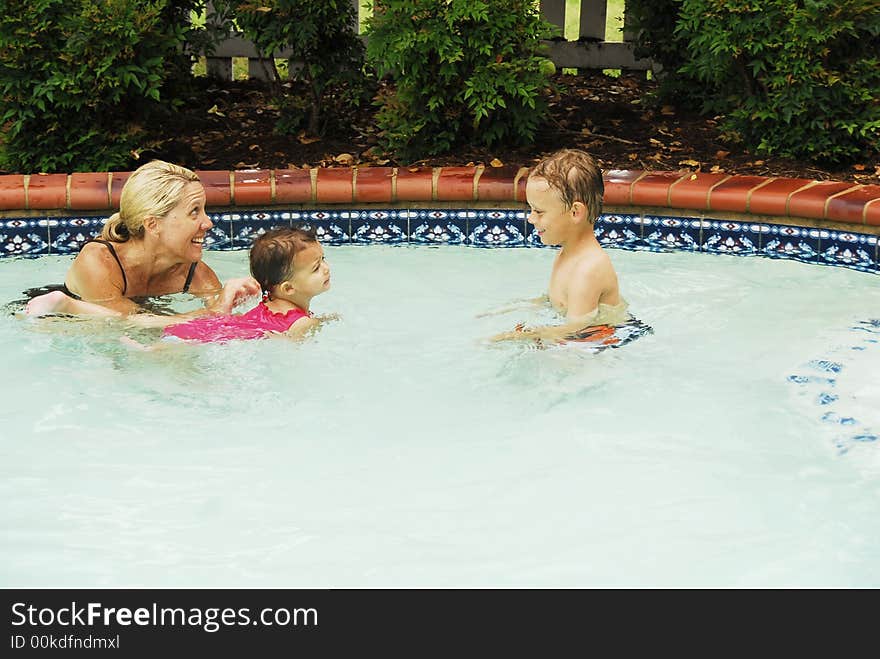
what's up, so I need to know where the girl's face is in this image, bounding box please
[157,182,213,261]
[286,242,331,299]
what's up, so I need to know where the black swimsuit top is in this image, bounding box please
[63,239,198,299]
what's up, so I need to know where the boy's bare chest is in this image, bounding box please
[548,258,576,312]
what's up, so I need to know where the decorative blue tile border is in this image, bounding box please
[700,220,761,256]
[0,209,877,276]
[640,215,700,252]
[759,224,821,264]
[411,209,468,245]
[817,229,878,273]
[595,214,643,250]
[1,218,50,257]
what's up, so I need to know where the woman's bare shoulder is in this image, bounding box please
[186,261,222,293]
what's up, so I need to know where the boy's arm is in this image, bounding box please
[490,273,603,343]
[490,309,600,343]
[476,295,549,318]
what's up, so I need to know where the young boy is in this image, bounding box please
[492,148,628,342]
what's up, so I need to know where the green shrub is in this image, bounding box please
[218,0,367,136]
[625,0,703,103]
[676,0,880,163]
[365,0,555,160]
[0,0,203,173]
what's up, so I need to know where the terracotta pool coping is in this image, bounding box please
[1,167,878,228]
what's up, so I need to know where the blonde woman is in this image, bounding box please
[26,160,259,318]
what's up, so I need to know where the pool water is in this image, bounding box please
[2,245,880,587]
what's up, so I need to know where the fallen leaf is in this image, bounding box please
[248,144,259,151]
[207,104,225,117]
[627,153,639,161]
[660,105,676,116]
[753,160,765,166]
[649,138,663,147]
[297,132,321,145]
[679,159,700,167]
[715,150,730,159]
[710,165,724,173]
[334,153,355,165]
[374,159,390,165]
[853,163,865,171]
[490,158,504,167]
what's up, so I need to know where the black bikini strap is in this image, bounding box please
[183,262,198,293]
[86,239,128,296]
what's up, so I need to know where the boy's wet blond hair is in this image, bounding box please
[528,149,604,224]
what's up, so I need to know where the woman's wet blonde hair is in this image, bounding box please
[100,160,201,242]
[528,148,604,224]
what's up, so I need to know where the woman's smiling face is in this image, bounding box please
[158,182,213,261]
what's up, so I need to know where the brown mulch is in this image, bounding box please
[144,72,880,186]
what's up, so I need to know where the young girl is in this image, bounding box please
[157,225,334,343]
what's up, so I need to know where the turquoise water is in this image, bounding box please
[2,245,880,587]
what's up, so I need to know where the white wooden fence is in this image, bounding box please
[203,0,652,81]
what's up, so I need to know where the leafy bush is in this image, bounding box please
[0,0,204,173]
[676,0,880,163]
[365,0,555,160]
[625,0,702,103]
[218,0,367,136]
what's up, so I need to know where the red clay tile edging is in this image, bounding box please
[1,167,879,230]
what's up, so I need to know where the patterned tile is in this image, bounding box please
[817,229,877,272]
[228,211,286,249]
[641,215,700,252]
[46,215,106,254]
[700,219,760,256]
[204,220,235,251]
[411,209,468,244]
[2,208,880,283]
[1,217,50,257]
[758,224,820,263]
[468,209,526,247]
[594,214,642,250]
[351,209,408,244]
[300,210,353,244]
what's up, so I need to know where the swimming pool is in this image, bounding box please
[3,237,880,587]
[2,165,879,586]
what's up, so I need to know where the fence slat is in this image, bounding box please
[545,41,651,70]
[579,0,608,41]
[200,1,653,80]
[539,0,566,38]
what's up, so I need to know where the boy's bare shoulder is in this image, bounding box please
[571,242,616,276]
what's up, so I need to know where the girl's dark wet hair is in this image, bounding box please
[249,225,318,293]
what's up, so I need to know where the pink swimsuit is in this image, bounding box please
[163,302,310,343]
